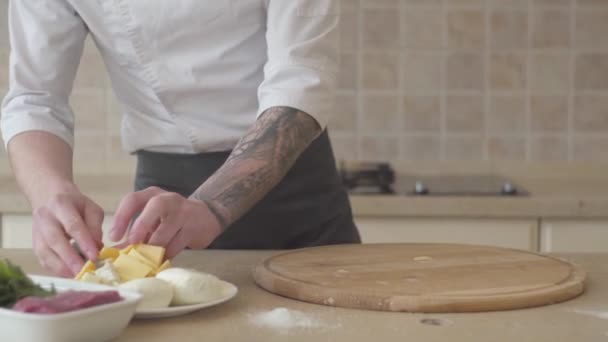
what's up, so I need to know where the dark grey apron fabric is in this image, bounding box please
[134,131,361,249]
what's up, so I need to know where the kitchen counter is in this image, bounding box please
[1,249,607,342]
[1,161,607,218]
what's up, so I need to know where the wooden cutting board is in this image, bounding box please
[252,243,586,313]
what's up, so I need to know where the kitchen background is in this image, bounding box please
[0,0,607,167]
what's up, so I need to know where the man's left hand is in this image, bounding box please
[109,186,222,258]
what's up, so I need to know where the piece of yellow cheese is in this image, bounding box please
[112,254,154,282]
[119,244,135,255]
[134,244,165,267]
[74,260,96,280]
[127,248,157,270]
[98,247,120,260]
[151,259,172,276]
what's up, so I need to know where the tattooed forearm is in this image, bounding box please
[190,107,321,231]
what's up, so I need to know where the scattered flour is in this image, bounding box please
[250,308,323,330]
[572,309,608,320]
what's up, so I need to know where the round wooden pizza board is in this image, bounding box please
[252,243,586,313]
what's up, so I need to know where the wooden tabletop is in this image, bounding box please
[1,249,607,342]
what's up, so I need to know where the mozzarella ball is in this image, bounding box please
[155,268,224,306]
[119,278,174,309]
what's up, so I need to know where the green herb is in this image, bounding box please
[0,259,56,308]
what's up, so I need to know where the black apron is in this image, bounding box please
[134,130,361,249]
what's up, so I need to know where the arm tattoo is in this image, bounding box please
[190,107,321,231]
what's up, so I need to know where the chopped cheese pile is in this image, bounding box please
[75,244,171,284]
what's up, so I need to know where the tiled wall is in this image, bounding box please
[0,0,607,168]
[331,0,608,162]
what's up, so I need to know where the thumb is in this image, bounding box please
[84,200,105,247]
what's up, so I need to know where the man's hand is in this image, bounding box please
[32,185,104,277]
[109,187,223,259]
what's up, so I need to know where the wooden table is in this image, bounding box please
[1,249,607,342]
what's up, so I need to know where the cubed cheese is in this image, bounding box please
[135,244,165,267]
[112,254,154,282]
[80,272,103,284]
[151,259,172,276]
[98,247,120,260]
[128,248,158,270]
[74,260,96,280]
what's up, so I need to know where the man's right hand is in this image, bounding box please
[32,185,104,277]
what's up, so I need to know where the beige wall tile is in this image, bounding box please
[360,136,399,162]
[577,0,608,6]
[107,90,123,128]
[490,53,527,90]
[530,96,568,132]
[107,134,131,161]
[573,95,608,132]
[362,53,399,90]
[531,136,568,161]
[0,0,8,50]
[0,51,8,88]
[531,9,571,48]
[402,52,442,92]
[74,52,109,89]
[446,95,485,133]
[74,133,107,162]
[361,95,399,133]
[575,10,608,49]
[362,0,399,7]
[490,10,528,49]
[529,53,570,93]
[329,134,358,162]
[447,9,486,48]
[403,9,444,48]
[401,136,441,161]
[340,7,359,50]
[406,0,442,5]
[488,95,526,133]
[339,53,358,90]
[446,52,485,90]
[446,0,484,7]
[532,0,571,6]
[330,94,358,133]
[489,0,527,8]
[363,8,400,49]
[403,96,441,132]
[487,136,527,160]
[70,89,107,131]
[573,137,608,162]
[444,136,484,160]
[575,53,608,90]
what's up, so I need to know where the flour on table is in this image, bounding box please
[250,307,339,332]
[572,309,608,320]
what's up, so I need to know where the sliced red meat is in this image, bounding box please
[12,290,122,314]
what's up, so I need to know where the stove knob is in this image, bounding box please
[501,182,517,195]
[414,181,429,195]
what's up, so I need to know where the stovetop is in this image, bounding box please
[339,162,528,197]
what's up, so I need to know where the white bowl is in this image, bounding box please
[0,275,142,342]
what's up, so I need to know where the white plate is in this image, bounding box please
[134,281,238,319]
[0,275,142,342]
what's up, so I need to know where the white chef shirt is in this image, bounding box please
[0,0,339,153]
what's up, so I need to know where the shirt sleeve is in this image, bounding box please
[257,0,339,128]
[0,0,88,149]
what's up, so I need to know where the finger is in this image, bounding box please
[33,231,73,278]
[84,200,104,246]
[147,215,183,247]
[128,196,169,244]
[37,209,86,275]
[110,187,163,242]
[52,203,99,261]
[165,229,189,259]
